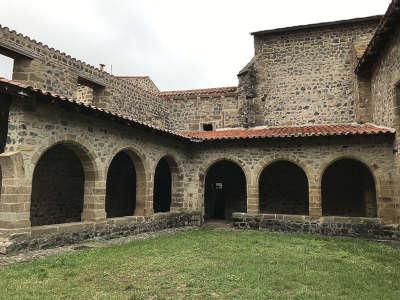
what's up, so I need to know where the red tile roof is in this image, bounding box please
[181,124,395,141]
[0,77,189,141]
[0,78,395,143]
[160,86,237,99]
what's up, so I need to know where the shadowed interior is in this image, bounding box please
[322,159,377,217]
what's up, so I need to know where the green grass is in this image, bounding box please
[0,229,399,299]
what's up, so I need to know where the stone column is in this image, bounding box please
[144,180,153,216]
[247,181,259,214]
[81,179,106,222]
[309,184,322,217]
[0,152,31,236]
[377,179,397,223]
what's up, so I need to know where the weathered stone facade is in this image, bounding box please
[0,25,171,128]
[1,1,400,252]
[248,17,380,127]
[162,88,242,131]
[232,213,400,240]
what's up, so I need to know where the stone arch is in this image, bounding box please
[253,156,313,215]
[201,158,247,219]
[258,160,309,215]
[198,156,251,211]
[255,157,312,186]
[105,147,148,216]
[30,141,97,226]
[30,136,99,181]
[321,157,377,217]
[153,154,183,213]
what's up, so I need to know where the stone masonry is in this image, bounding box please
[1,1,400,252]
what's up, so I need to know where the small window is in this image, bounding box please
[76,76,104,105]
[0,55,14,80]
[203,123,213,131]
[0,44,33,81]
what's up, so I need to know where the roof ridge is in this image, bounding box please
[160,86,237,94]
[252,15,382,36]
[356,0,400,76]
[118,76,150,79]
[0,77,191,141]
[181,123,395,141]
[0,25,164,100]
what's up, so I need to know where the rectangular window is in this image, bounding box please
[203,123,213,131]
[76,76,104,105]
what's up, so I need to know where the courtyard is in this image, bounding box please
[0,229,399,299]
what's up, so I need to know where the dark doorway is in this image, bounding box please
[259,161,309,215]
[0,95,11,153]
[322,159,377,217]
[31,144,85,226]
[153,157,172,213]
[204,160,246,220]
[105,151,136,218]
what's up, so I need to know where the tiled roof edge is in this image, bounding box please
[252,15,382,36]
[160,86,238,99]
[0,77,193,142]
[356,0,400,77]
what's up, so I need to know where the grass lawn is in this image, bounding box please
[0,229,399,299]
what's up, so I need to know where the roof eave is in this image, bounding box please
[252,15,382,37]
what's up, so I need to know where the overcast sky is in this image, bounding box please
[0,0,390,90]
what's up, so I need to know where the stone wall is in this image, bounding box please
[370,28,400,128]
[189,136,397,224]
[0,25,171,129]
[75,84,94,105]
[0,98,199,236]
[248,19,380,126]
[119,76,159,93]
[233,213,400,240]
[368,23,400,238]
[166,92,242,131]
[0,93,398,250]
[6,212,202,253]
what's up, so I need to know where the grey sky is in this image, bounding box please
[0,0,389,90]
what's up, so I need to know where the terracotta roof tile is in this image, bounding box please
[356,0,400,77]
[0,78,394,143]
[0,77,188,141]
[160,86,237,99]
[181,124,395,141]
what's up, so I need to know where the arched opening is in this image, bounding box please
[322,159,377,217]
[204,160,247,220]
[31,144,85,226]
[105,151,137,218]
[153,157,172,213]
[259,161,309,215]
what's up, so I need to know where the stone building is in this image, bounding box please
[0,0,400,251]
